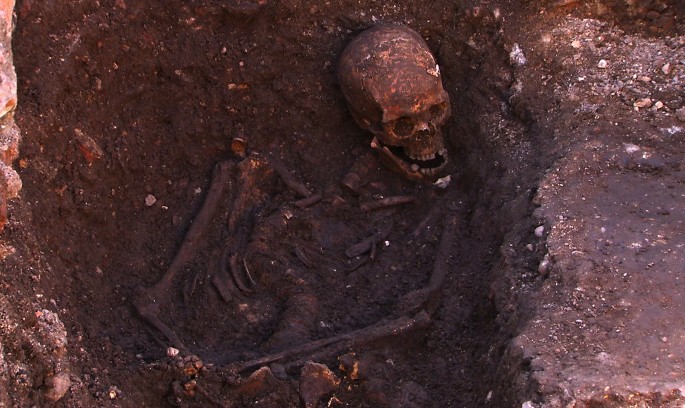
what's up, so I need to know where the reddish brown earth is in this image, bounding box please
[1,0,684,407]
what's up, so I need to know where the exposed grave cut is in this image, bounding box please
[5,1,682,407]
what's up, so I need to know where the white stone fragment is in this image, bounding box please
[510,43,527,67]
[433,175,451,189]
[145,194,157,207]
[538,254,551,275]
[624,143,640,153]
[661,63,671,75]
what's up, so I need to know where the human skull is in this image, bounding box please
[338,24,451,180]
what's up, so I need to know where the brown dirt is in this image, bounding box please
[1,0,684,407]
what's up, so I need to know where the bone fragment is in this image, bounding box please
[156,161,233,292]
[243,259,256,286]
[341,172,361,195]
[220,248,253,294]
[135,301,192,355]
[426,216,457,301]
[341,153,376,196]
[225,311,431,373]
[345,223,393,258]
[183,269,201,304]
[211,269,236,302]
[399,215,458,314]
[360,195,415,212]
[134,161,234,351]
[411,207,438,238]
[294,245,314,268]
[294,192,322,208]
[265,291,319,352]
[221,155,275,295]
[269,156,311,197]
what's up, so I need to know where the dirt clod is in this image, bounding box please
[44,372,71,402]
[299,362,340,408]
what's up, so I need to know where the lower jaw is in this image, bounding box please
[371,138,448,180]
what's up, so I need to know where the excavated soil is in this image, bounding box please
[1,0,684,407]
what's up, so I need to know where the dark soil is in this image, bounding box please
[1,0,684,407]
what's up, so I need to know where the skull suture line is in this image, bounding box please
[338,25,451,180]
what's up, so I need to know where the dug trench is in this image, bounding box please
[5,1,559,407]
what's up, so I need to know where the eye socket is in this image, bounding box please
[429,102,447,119]
[391,117,415,137]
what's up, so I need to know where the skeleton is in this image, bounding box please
[133,28,458,403]
[337,25,451,180]
[130,145,461,408]
[133,153,451,336]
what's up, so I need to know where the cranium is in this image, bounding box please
[338,24,451,180]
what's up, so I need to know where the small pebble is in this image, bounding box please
[538,254,551,276]
[633,98,653,109]
[534,225,545,237]
[45,372,71,402]
[571,40,582,49]
[624,143,640,153]
[270,363,288,380]
[526,243,533,251]
[597,59,607,69]
[145,194,157,207]
[433,175,451,189]
[661,63,672,75]
[675,107,685,122]
[230,137,247,158]
[184,380,197,391]
[166,347,180,357]
[653,101,664,110]
[661,337,668,343]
